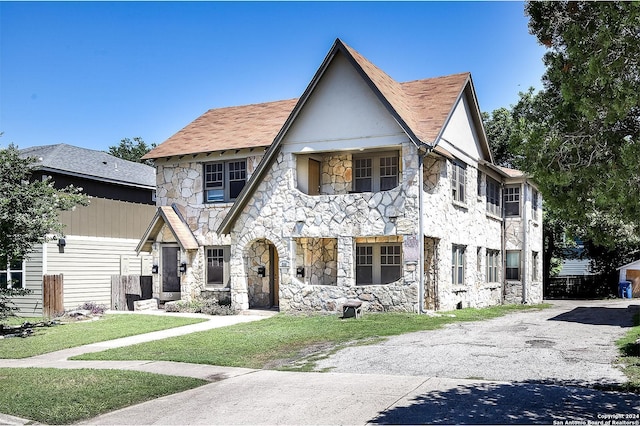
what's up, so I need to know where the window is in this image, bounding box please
[504,185,520,216]
[486,250,500,283]
[486,176,501,216]
[206,247,229,287]
[451,161,466,203]
[451,245,465,285]
[532,251,539,281]
[204,160,247,203]
[506,251,521,280]
[353,152,399,193]
[0,259,24,289]
[356,243,402,285]
[532,189,539,221]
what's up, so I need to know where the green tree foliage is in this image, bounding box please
[516,1,640,248]
[108,137,156,166]
[0,144,89,266]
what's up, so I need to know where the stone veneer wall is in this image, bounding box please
[230,142,421,313]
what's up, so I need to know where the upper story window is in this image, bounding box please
[532,189,540,221]
[0,259,24,289]
[504,185,520,216]
[353,152,399,193]
[486,176,501,216]
[204,160,246,203]
[355,243,402,285]
[451,161,466,203]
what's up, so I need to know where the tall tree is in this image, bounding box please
[108,137,156,166]
[0,144,89,267]
[516,1,640,248]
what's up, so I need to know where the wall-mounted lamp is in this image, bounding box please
[296,267,305,278]
[179,262,187,273]
[151,265,159,274]
[257,266,266,277]
[57,238,66,253]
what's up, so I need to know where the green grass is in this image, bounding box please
[0,368,206,424]
[75,304,549,370]
[0,314,207,358]
[616,311,640,392]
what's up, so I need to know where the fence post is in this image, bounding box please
[43,274,64,317]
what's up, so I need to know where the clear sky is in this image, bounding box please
[0,1,547,152]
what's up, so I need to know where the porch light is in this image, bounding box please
[179,262,187,273]
[257,266,266,277]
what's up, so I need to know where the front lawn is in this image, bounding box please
[0,368,206,424]
[616,311,640,392]
[0,314,207,358]
[75,304,549,370]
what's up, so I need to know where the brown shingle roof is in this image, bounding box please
[144,99,298,159]
[145,39,471,160]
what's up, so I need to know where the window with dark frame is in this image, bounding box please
[451,245,465,285]
[486,176,501,216]
[506,251,521,280]
[356,243,402,285]
[204,160,247,203]
[451,162,466,203]
[206,247,229,287]
[504,185,520,216]
[352,152,399,193]
[0,259,24,289]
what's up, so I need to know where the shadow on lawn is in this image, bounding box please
[370,379,639,425]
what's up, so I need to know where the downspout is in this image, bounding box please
[501,183,506,304]
[417,144,432,313]
[522,182,529,304]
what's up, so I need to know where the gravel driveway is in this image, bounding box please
[315,299,639,384]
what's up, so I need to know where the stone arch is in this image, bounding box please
[238,230,288,310]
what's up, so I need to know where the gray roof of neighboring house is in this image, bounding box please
[20,143,156,189]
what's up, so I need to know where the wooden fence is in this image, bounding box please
[43,274,64,317]
[111,275,153,311]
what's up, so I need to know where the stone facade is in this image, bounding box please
[147,140,543,314]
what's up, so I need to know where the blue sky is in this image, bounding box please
[0,1,547,152]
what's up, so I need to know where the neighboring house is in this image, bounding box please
[137,39,543,313]
[7,144,156,315]
[617,259,640,297]
[557,239,594,277]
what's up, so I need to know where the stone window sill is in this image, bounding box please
[452,285,467,293]
[485,212,503,222]
[204,286,230,292]
[452,200,468,211]
[482,283,501,290]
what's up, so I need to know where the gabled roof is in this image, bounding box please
[20,143,156,189]
[143,99,298,160]
[217,38,489,234]
[137,204,199,253]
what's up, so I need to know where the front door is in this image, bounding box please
[161,245,181,301]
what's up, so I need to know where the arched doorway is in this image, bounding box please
[246,239,279,309]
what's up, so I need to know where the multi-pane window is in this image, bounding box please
[206,247,229,287]
[486,176,501,216]
[486,250,500,283]
[356,244,402,285]
[504,185,520,216]
[506,251,521,280]
[451,245,465,285]
[204,160,247,203]
[532,251,539,281]
[353,152,399,193]
[451,161,466,203]
[532,189,539,221]
[0,259,24,289]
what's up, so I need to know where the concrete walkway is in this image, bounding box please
[1,303,639,425]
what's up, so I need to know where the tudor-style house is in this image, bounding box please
[138,39,543,313]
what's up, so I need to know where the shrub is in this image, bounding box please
[75,302,107,315]
[165,297,236,316]
[0,288,31,323]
